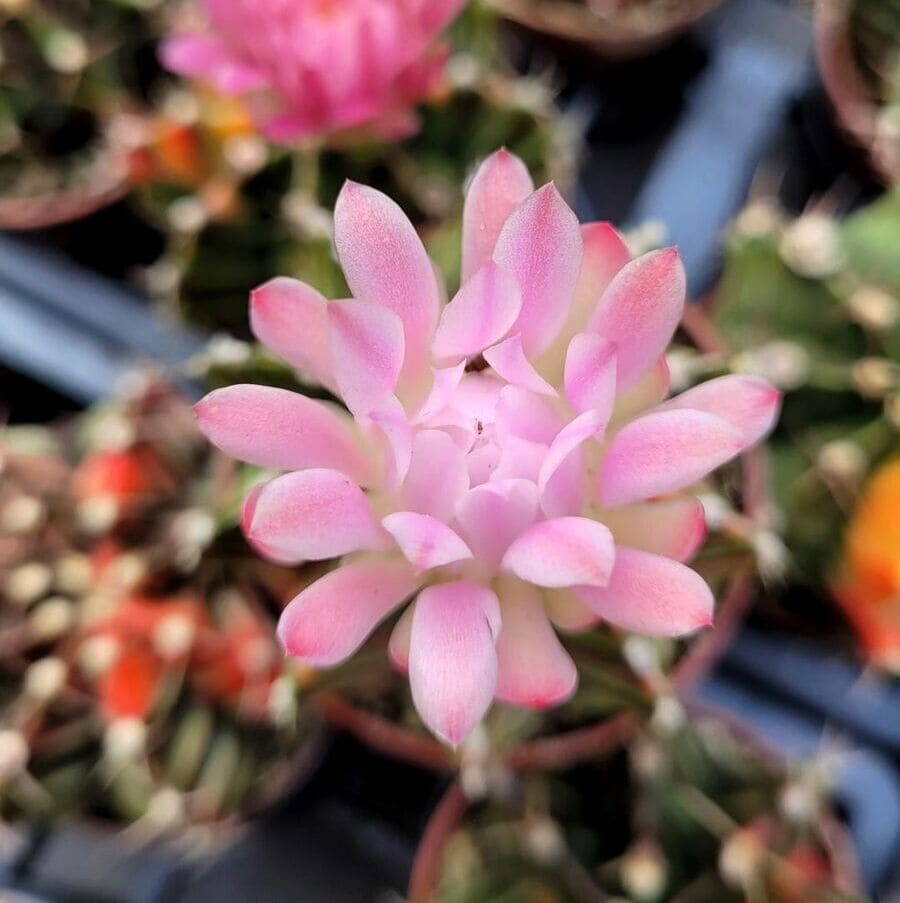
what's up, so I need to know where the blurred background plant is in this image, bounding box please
[0,377,326,830]
[486,0,723,62]
[815,0,900,184]
[699,190,900,669]
[0,0,576,340]
[430,713,857,902]
[0,0,162,226]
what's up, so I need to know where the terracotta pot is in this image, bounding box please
[488,0,722,62]
[813,0,899,184]
[0,148,129,231]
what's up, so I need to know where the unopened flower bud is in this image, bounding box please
[651,696,685,735]
[885,393,900,429]
[144,260,181,297]
[205,334,251,368]
[28,596,75,642]
[816,440,867,484]
[779,213,843,278]
[0,729,29,781]
[631,739,665,780]
[459,725,490,800]
[86,412,135,452]
[624,220,667,257]
[621,839,667,900]
[145,787,186,829]
[697,492,732,531]
[76,496,120,534]
[79,591,119,627]
[268,673,297,726]
[447,53,481,89]
[664,348,699,393]
[45,30,88,74]
[107,553,148,591]
[847,286,898,332]
[1,495,44,534]
[524,817,565,866]
[168,195,208,234]
[78,634,120,676]
[24,657,67,702]
[223,134,268,174]
[719,826,768,889]
[852,357,897,399]
[622,636,662,679]
[104,717,147,763]
[751,530,789,581]
[733,341,809,391]
[733,199,782,238]
[153,613,196,660]
[778,780,820,824]
[171,507,216,549]
[162,89,201,125]
[54,553,92,595]
[5,562,52,607]
[281,191,334,240]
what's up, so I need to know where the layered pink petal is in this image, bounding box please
[544,588,602,632]
[601,497,707,561]
[455,478,538,569]
[195,385,371,485]
[495,386,563,444]
[382,512,473,571]
[612,357,670,422]
[534,221,630,381]
[538,410,605,517]
[328,299,405,414]
[599,410,744,508]
[409,581,499,746]
[576,222,632,312]
[241,483,303,565]
[402,429,469,521]
[492,435,547,483]
[484,334,557,396]
[432,262,522,362]
[589,248,685,391]
[388,602,414,673]
[250,277,332,388]
[502,516,615,588]
[659,375,781,446]
[414,362,466,423]
[334,182,439,383]
[361,394,412,489]
[248,469,387,562]
[564,334,617,417]
[466,440,501,485]
[576,548,714,636]
[278,557,420,666]
[492,184,583,356]
[461,149,534,283]
[494,576,577,708]
[453,372,504,425]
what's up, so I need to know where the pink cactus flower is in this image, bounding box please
[160,0,466,143]
[195,149,780,746]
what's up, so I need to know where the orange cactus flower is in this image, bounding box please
[98,646,164,722]
[833,458,900,672]
[73,449,155,504]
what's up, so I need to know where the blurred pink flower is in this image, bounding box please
[196,150,780,745]
[160,0,466,143]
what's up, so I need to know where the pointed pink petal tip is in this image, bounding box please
[277,558,420,667]
[502,516,615,588]
[409,581,499,746]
